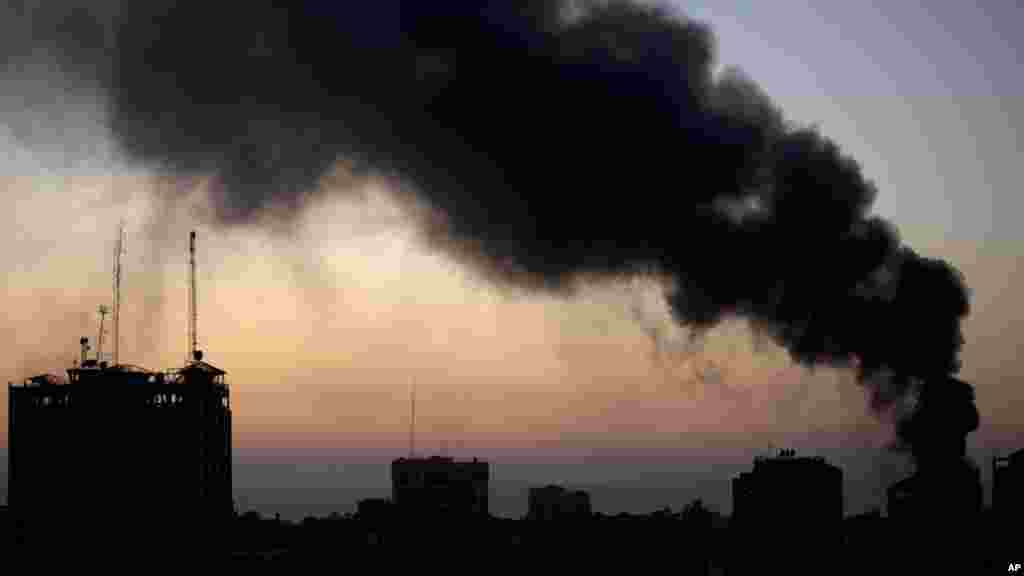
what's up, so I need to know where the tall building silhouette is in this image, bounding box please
[0,503,8,550]
[993,447,1024,517]
[886,422,982,525]
[730,450,843,573]
[732,450,843,528]
[989,448,1023,567]
[884,455,983,571]
[7,346,232,550]
[886,463,982,522]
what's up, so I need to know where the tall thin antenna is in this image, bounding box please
[189,230,198,361]
[97,305,109,363]
[409,376,417,458]
[457,389,466,456]
[112,221,126,366]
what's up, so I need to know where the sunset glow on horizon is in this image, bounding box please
[2,1,1022,522]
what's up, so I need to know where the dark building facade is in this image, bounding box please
[8,352,232,549]
[993,448,1024,518]
[357,498,394,519]
[732,450,843,530]
[730,450,843,571]
[0,504,8,550]
[886,462,982,523]
[527,485,591,520]
[884,459,983,572]
[390,456,489,519]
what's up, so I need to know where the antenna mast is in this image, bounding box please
[112,221,126,366]
[97,305,109,363]
[409,377,417,458]
[189,230,198,362]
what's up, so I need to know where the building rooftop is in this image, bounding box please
[393,455,486,465]
[180,360,227,376]
[748,450,838,471]
[11,357,228,389]
[15,374,64,387]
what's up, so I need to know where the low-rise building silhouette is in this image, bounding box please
[391,456,489,519]
[357,498,395,519]
[354,498,395,545]
[527,485,591,520]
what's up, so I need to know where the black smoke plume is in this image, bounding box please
[42,1,976,464]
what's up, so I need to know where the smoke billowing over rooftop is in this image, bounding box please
[18,1,976,464]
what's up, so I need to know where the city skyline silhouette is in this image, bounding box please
[1,0,1022,568]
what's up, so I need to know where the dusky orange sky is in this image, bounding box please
[2,169,1021,517]
[3,0,1022,518]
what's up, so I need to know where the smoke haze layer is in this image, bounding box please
[20,1,976,462]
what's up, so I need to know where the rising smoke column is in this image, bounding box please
[42,1,975,464]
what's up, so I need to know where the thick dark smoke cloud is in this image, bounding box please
[35,1,976,464]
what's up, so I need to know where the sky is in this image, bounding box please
[2,1,1022,519]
